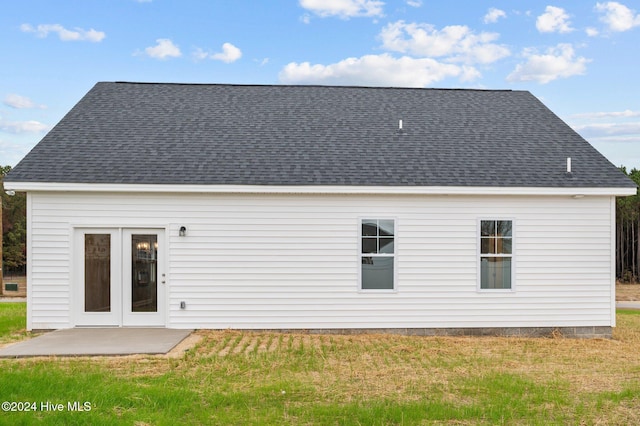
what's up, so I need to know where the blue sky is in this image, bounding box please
[1,0,640,169]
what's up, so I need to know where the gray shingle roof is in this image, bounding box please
[5,82,636,188]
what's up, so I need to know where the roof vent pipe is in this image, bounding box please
[399,119,403,130]
[566,157,572,174]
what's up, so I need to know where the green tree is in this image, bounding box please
[1,166,27,278]
[617,167,640,282]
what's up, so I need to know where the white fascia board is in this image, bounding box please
[4,181,637,196]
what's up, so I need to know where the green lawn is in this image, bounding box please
[1,304,639,425]
[0,302,27,344]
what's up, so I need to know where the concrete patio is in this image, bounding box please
[0,327,193,358]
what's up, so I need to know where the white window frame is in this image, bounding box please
[477,218,515,292]
[358,217,397,293]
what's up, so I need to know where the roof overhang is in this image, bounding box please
[4,182,637,197]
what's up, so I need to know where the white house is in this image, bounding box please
[5,82,636,337]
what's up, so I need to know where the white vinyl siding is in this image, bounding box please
[27,191,616,330]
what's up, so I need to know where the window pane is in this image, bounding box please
[481,257,512,289]
[85,234,111,312]
[362,220,378,236]
[362,257,394,289]
[480,237,495,254]
[481,220,495,237]
[131,234,158,313]
[497,220,512,237]
[378,220,394,236]
[362,238,377,253]
[499,238,512,254]
[379,238,394,254]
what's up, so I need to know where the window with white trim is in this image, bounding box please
[361,219,395,290]
[480,220,513,289]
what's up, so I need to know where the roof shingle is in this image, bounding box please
[5,82,636,188]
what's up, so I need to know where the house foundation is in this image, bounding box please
[253,326,613,339]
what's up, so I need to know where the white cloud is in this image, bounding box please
[586,27,600,36]
[572,122,640,138]
[143,39,181,59]
[406,0,422,7]
[570,110,640,144]
[0,138,35,167]
[192,48,208,61]
[507,44,589,84]
[379,21,510,64]
[279,53,476,87]
[596,2,640,32]
[572,110,640,119]
[459,66,482,82]
[193,43,242,63]
[536,6,574,33]
[212,43,242,63]
[3,94,46,110]
[484,8,506,24]
[568,109,640,167]
[589,137,640,169]
[299,0,384,19]
[0,119,50,134]
[20,23,105,42]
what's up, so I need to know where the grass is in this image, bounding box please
[0,303,28,344]
[1,304,640,425]
[616,282,640,301]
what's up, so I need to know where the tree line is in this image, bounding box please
[1,165,640,282]
[1,165,27,277]
[617,167,640,283]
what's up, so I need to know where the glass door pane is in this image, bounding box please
[84,234,111,312]
[131,234,158,312]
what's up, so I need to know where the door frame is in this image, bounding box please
[73,228,121,326]
[122,229,166,327]
[73,227,167,327]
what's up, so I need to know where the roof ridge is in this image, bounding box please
[109,81,515,93]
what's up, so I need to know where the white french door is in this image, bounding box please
[75,228,166,327]
[122,229,166,326]
[75,229,121,326]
